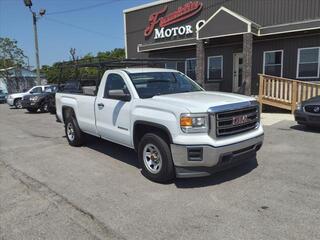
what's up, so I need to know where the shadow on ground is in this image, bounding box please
[82,135,258,187]
[290,124,320,133]
[84,135,139,168]
[174,158,258,188]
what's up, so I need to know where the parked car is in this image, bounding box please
[47,80,95,115]
[0,89,7,103]
[22,85,58,113]
[7,85,53,109]
[294,96,320,128]
[56,68,264,182]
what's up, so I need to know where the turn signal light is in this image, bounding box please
[180,117,192,127]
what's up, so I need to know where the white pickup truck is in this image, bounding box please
[56,68,264,182]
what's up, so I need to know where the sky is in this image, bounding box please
[0,0,153,67]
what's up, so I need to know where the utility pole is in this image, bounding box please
[23,0,45,86]
[32,11,41,85]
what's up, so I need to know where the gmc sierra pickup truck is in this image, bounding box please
[56,68,264,182]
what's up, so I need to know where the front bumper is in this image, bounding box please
[6,98,14,106]
[171,134,264,178]
[21,100,39,109]
[294,110,320,127]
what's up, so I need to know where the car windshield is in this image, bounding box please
[0,90,3,94]
[128,72,203,99]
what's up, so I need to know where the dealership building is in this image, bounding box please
[124,0,320,95]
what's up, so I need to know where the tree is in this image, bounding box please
[0,37,27,93]
[42,48,125,84]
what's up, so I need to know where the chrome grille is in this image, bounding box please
[215,106,259,137]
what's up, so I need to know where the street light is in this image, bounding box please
[23,0,45,85]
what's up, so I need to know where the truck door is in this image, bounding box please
[95,73,133,147]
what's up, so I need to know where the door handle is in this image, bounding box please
[97,103,104,108]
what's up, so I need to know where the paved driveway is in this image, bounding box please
[0,104,319,240]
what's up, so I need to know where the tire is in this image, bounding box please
[64,115,84,147]
[27,107,38,113]
[138,133,175,183]
[48,106,56,114]
[40,102,49,113]
[14,98,23,109]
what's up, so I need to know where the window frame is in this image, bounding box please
[296,47,320,79]
[207,55,223,81]
[263,50,284,77]
[103,73,130,100]
[30,86,43,94]
[185,58,196,79]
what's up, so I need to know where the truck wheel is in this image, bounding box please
[14,99,23,109]
[138,133,174,183]
[40,102,49,113]
[27,108,38,113]
[65,116,84,147]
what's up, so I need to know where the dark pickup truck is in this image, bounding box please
[22,85,58,113]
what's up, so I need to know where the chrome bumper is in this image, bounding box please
[171,134,264,178]
[6,98,14,106]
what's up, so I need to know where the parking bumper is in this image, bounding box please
[171,134,264,178]
[294,110,320,127]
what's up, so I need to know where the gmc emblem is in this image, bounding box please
[232,115,249,126]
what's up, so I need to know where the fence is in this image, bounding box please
[258,74,320,113]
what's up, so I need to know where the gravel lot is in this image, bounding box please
[0,104,319,240]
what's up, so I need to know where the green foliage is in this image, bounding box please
[0,37,27,92]
[42,48,125,84]
[0,37,26,69]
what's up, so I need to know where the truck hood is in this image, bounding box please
[152,91,256,112]
[9,92,29,99]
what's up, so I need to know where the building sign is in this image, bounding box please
[144,1,203,39]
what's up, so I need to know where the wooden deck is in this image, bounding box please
[258,74,320,113]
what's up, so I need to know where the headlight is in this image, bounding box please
[296,102,302,111]
[30,96,39,102]
[180,113,208,133]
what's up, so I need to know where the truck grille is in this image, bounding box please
[305,105,320,114]
[215,106,259,137]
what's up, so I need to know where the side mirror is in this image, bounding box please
[108,89,131,101]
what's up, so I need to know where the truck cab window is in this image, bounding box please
[30,87,42,94]
[104,74,129,99]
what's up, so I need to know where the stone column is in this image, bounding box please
[196,40,205,87]
[243,33,253,96]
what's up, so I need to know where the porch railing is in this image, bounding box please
[258,74,320,113]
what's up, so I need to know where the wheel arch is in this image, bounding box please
[133,121,173,151]
[62,106,76,123]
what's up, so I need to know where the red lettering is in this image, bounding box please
[144,1,203,38]
[144,6,168,37]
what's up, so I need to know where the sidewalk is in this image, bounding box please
[261,113,294,126]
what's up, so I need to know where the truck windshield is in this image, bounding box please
[128,72,203,99]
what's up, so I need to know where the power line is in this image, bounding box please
[46,0,137,16]
[44,17,123,40]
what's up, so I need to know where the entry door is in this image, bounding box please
[233,53,244,92]
[95,73,132,147]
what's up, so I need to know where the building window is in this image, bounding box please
[207,56,223,80]
[263,50,283,77]
[185,58,196,80]
[165,62,177,70]
[297,47,320,78]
